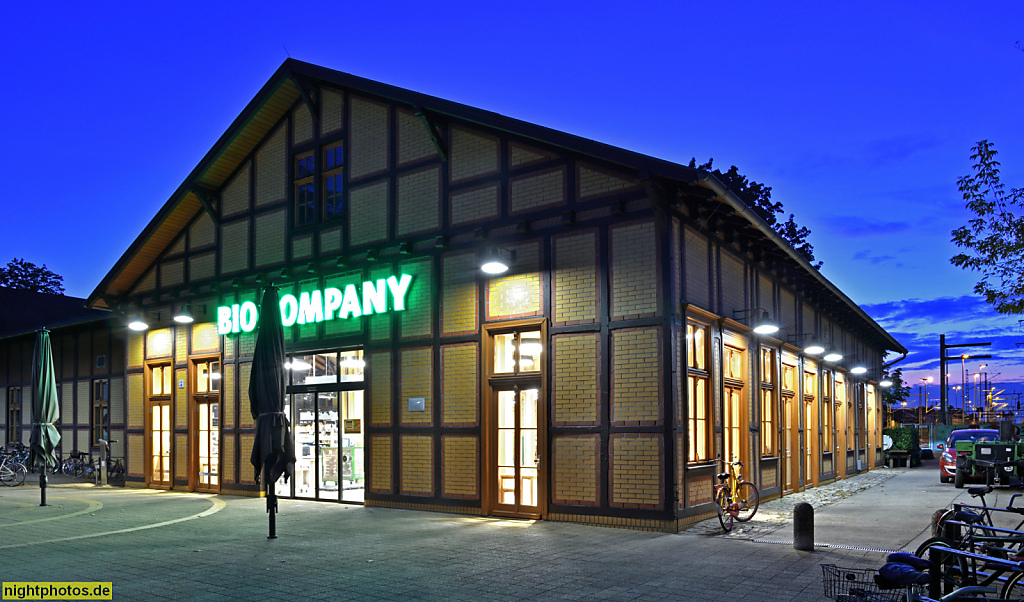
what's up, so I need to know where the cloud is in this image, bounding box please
[826,216,914,238]
[863,134,942,168]
[863,295,1024,394]
[853,250,898,266]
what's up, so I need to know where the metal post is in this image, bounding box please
[39,470,47,507]
[266,467,277,539]
[940,335,947,424]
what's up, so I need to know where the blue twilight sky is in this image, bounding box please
[0,2,1022,404]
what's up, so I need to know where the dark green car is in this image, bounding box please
[953,429,1022,488]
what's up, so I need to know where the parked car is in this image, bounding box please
[939,428,999,483]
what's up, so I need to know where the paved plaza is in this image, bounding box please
[0,460,990,601]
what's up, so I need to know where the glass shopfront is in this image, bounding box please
[275,349,365,503]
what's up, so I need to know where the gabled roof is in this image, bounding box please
[0,288,109,339]
[86,59,905,354]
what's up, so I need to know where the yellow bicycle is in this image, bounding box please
[713,458,759,532]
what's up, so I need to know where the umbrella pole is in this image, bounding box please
[266,467,277,539]
[40,469,47,507]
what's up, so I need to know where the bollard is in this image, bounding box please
[794,502,814,551]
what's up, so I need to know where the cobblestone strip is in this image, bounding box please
[687,466,909,538]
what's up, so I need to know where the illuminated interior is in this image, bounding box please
[493,331,542,375]
[277,349,364,502]
[151,404,170,484]
[497,388,539,508]
[194,359,220,489]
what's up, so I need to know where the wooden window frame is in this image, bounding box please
[822,370,834,453]
[481,318,548,519]
[91,379,110,447]
[322,142,344,222]
[685,320,711,465]
[146,362,173,488]
[294,151,316,227]
[760,347,776,458]
[6,387,21,445]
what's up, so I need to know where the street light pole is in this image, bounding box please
[939,336,992,425]
[961,354,967,421]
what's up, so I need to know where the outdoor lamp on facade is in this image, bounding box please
[127,312,149,332]
[733,308,779,335]
[125,305,149,333]
[851,365,867,375]
[173,303,194,324]
[788,333,825,355]
[823,351,843,362]
[480,247,515,275]
[879,379,893,387]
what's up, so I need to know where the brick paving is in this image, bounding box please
[0,461,974,601]
[686,465,908,539]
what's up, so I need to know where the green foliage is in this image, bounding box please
[690,158,822,268]
[881,367,910,409]
[951,140,1024,314]
[0,258,65,295]
[883,427,919,452]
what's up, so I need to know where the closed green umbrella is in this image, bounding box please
[28,328,60,506]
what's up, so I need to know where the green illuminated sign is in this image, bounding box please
[216,274,413,335]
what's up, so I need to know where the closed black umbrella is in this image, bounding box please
[29,328,60,507]
[248,286,294,538]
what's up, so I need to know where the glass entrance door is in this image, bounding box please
[150,403,171,486]
[196,402,219,490]
[723,387,743,465]
[782,394,795,493]
[494,386,539,517]
[316,391,338,501]
[277,349,364,503]
[149,364,172,488]
[193,359,220,492]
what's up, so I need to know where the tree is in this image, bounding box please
[951,140,1024,314]
[0,258,65,295]
[690,158,822,268]
[881,366,910,411]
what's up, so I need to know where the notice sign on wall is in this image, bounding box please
[343,419,361,434]
[216,274,413,335]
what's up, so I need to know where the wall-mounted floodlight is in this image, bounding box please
[879,380,893,387]
[788,333,825,355]
[733,308,779,335]
[823,351,843,362]
[126,306,149,332]
[127,315,149,331]
[851,366,867,375]
[173,304,195,324]
[481,247,516,275]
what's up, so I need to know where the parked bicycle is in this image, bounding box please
[0,453,27,486]
[913,485,1024,596]
[96,439,124,483]
[106,457,125,481]
[823,546,1023,601]
[61,450,91,478]
[713,457,759,532]
[933,485,1024,535]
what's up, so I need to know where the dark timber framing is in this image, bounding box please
[84,59,905,531]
